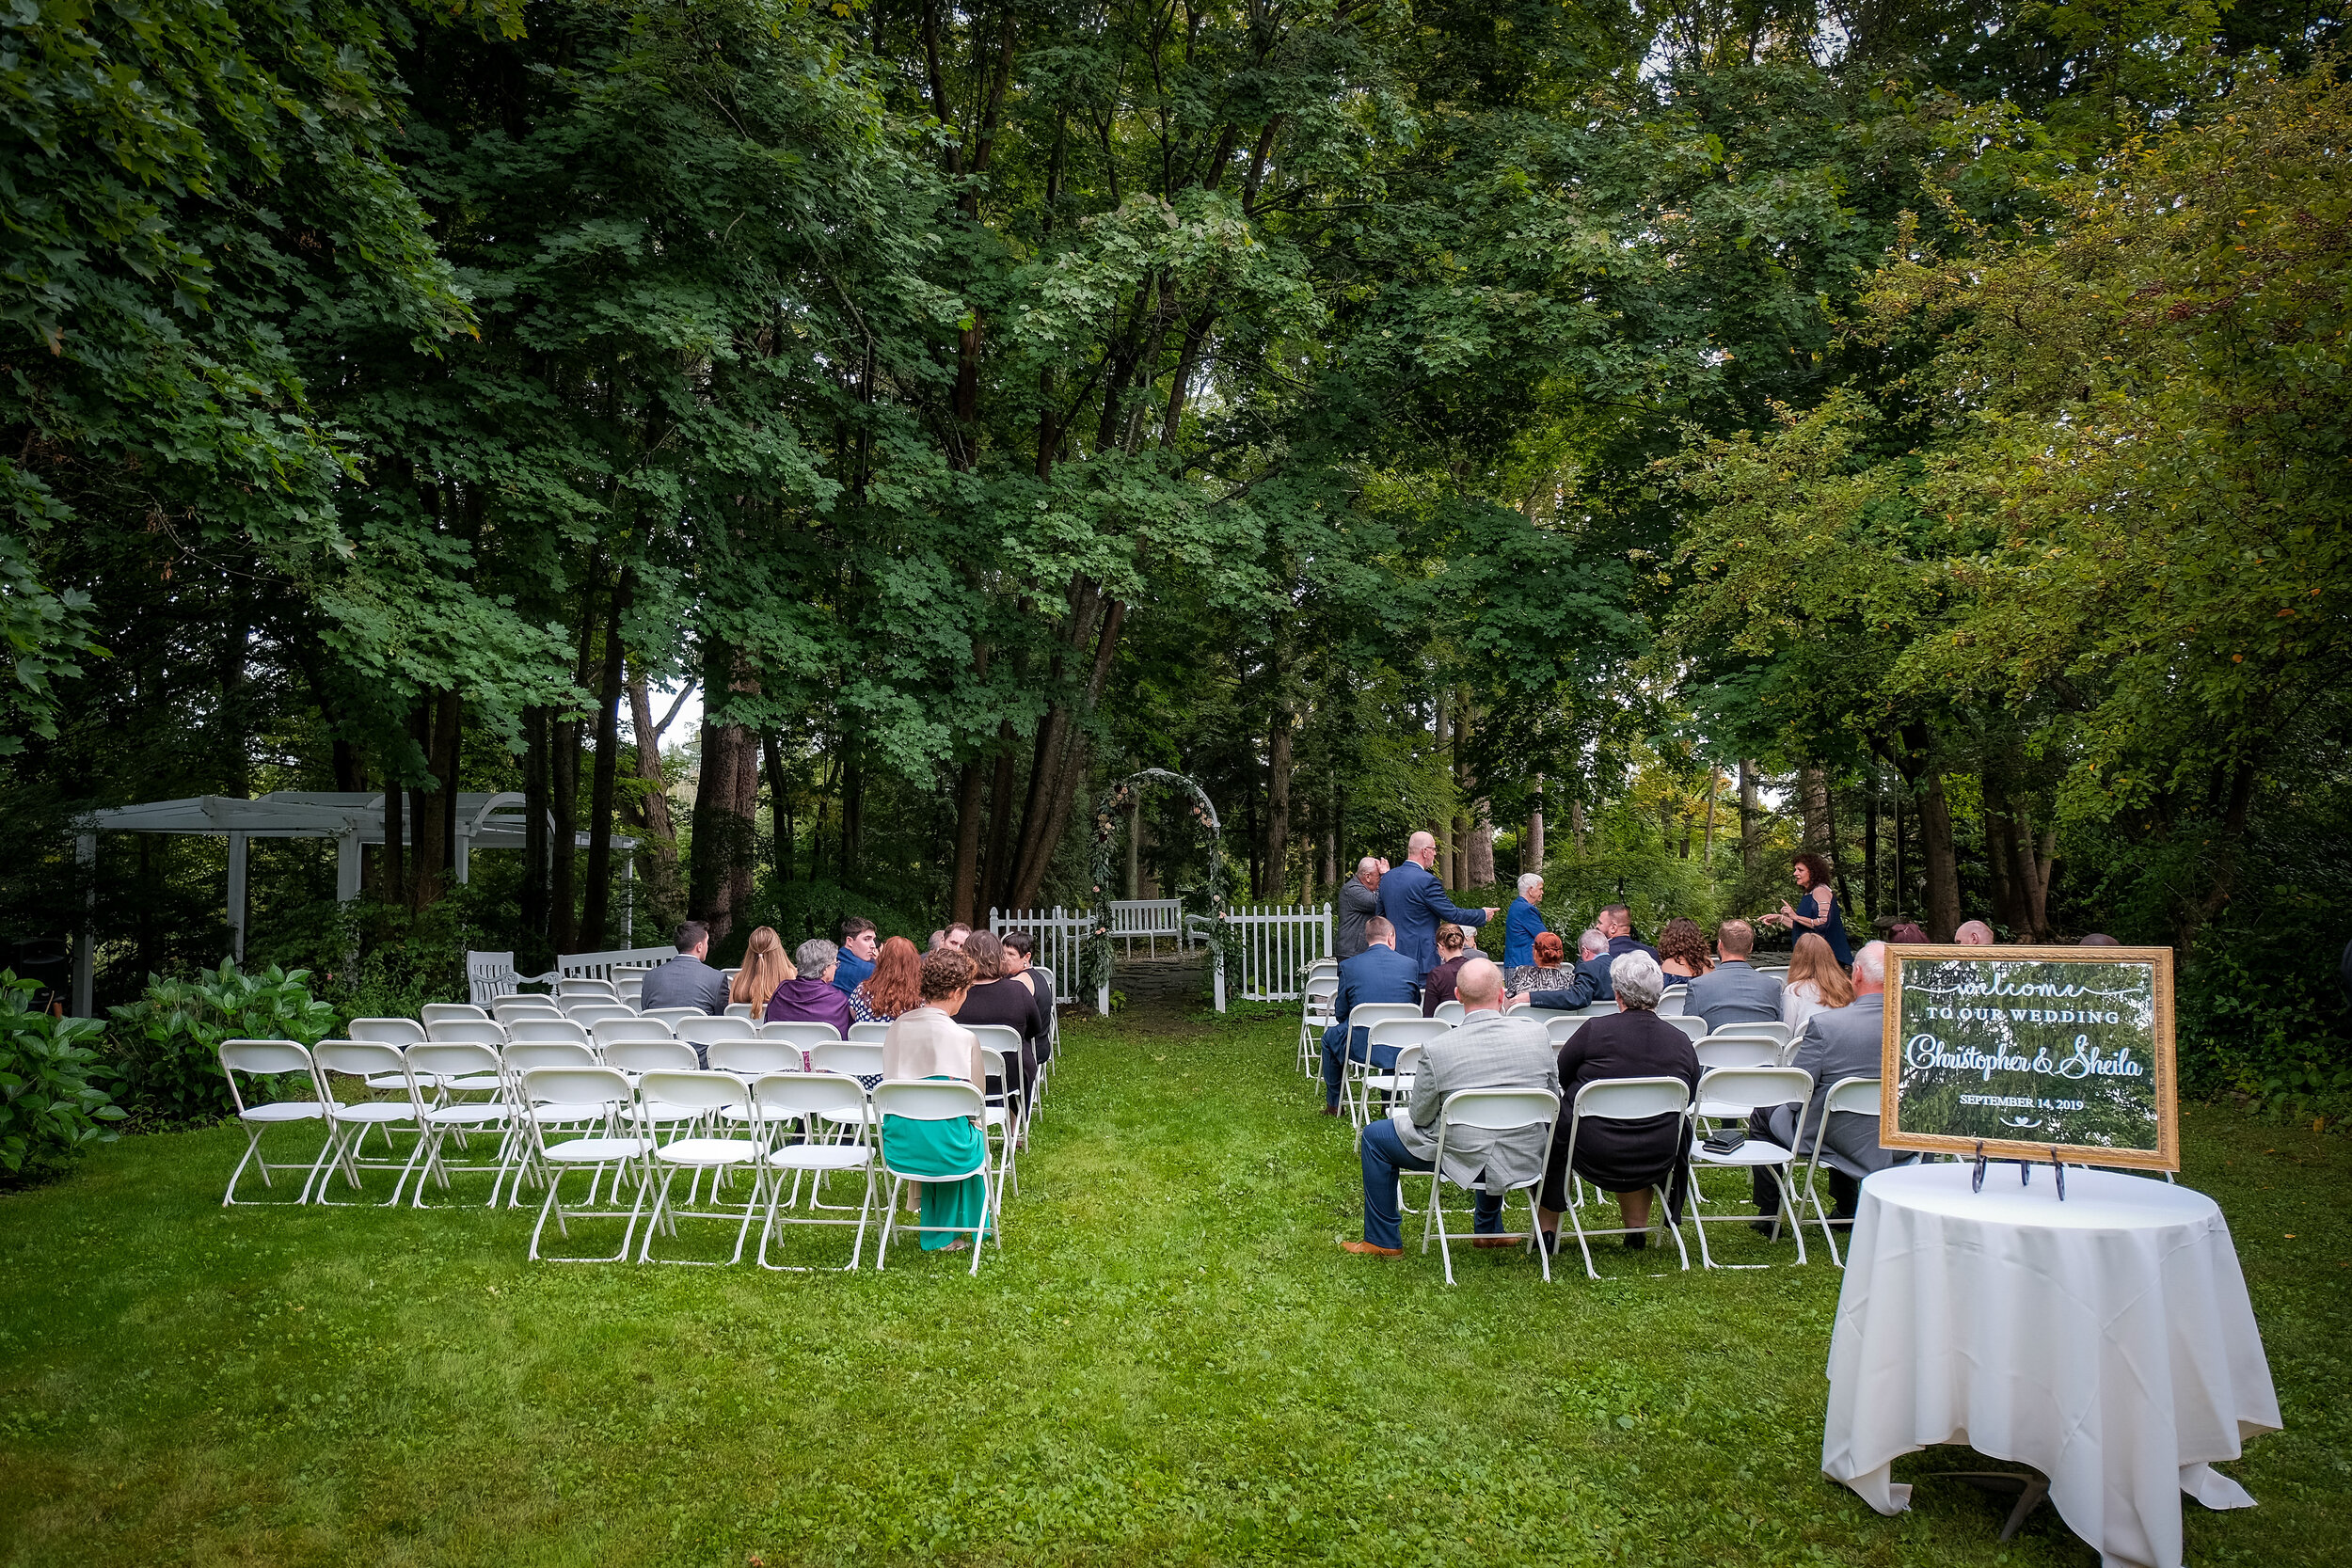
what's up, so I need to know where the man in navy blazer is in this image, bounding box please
[1320,918,1423,1114]
[1375,831,1496,976]
[1528,927,1613,1011]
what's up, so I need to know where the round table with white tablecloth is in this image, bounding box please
[1821,1163,2280,1568]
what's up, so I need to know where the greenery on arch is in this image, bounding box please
[1087,770,1228,999]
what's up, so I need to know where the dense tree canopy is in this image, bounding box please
[2,0,2345,1099]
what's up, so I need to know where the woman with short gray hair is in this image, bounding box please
[1534,947,1699,1255]
[1504,871,1549,972]
[764,936,852,1034]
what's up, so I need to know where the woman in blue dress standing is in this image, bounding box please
[1764,851,1851,968]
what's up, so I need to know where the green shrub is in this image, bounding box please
[107,962,339,1124]
[0,972,125,1179]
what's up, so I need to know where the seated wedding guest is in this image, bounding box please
[943,924,972,950]
[1685,919,1782,1035]
[949,930,1042,1099]
[1536,952,1700,1253]
[881,948,992,1253]
[1527,927,1613,1011]
[1887,921,1929,943]
[1000,932,1057,1060]
[1338,858,1386,960]
[1598,904,1660,961]
[1320,916,1422,1115]
[1342,958,1559,1258]
[728,926,794,1015]
[850,936,923,1025]
[1508,930,1581,998]
[1504,873,1549,971]
[640,921,730,1015]
[1751,941,1906,1231]
[1657,917,1714,983]
[1954,920,1995,946]
[2079,932,2122,946]
[765,938,853,1034]
[929,930,947,951]
[1779,932,1852,1042]
[1421,925,1474,1015]
[834,917,879,994]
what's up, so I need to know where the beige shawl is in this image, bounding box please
[882,1005,984,1086]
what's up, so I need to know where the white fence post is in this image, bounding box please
[1217,902,1333,1002]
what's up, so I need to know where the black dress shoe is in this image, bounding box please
[1751,1217,1784,1238]
[1623,1233,1648,1251]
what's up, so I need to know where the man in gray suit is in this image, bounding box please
[637,920,730,1015]
[1343,957,1560,1258]
[1336,857,1386,960]
[1686,918,1783,1035]
[1753,940,1903,1228]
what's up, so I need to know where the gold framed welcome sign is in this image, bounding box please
[1881,945,2178,1171]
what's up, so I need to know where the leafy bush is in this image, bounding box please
[0,972,125,1179]
[724,877,932,966]
[107,961,339,1124]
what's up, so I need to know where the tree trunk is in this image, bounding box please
[688,646,760,947]
[625,668,679,927]
[1799,766,1831,851]
[981,727,1017,912]
[1700,766,1718,872]
[1126,798,1141,900]
[1984,775,2020,936]
[384,756,405,909]
[1007,598,1124,912]
[521,707,548,939]
[1570,798,1586,857]
[1917,772,1963,942]
[1265,701,1293,904]
[1863,768,1880,924]
[841,736,864,884]
[1739,762,1759,873]
[950,758,988,925]
[760,732,791,884]
[578,578,629,951]
[1528,773,1546,876]
[1824,782,1858,919]
[409,692,459,911]
[1433,689,1453,890]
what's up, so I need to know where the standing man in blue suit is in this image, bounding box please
[1319,917,1422,1116]
[1376,831,1497,977]
[1503,872,1549,971]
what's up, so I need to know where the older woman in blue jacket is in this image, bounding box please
[1504,873,1549,972]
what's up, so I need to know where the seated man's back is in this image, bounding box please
[640,924,731,1016]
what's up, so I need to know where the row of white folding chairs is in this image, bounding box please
[354,1013,848,1053]
[214,1038,1025,1272]
[1389,1067,1880,1284]
[219,1026,1038,1208]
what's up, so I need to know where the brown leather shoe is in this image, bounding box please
[1339,1240,1402,1257]
[1320,1104,1343,1117]
[1470,1236,1520,1249]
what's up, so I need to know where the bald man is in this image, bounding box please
[1343,957,1558,1258]
[1375,831,1497,977]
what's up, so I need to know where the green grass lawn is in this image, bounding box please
[3,1001,2347,1566]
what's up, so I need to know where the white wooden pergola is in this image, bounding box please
[70,792,631,1016]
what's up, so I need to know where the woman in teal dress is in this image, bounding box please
[881,948,993,1251]
[1764,851,1851,968]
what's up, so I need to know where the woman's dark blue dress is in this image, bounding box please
[1809,886,1852,968]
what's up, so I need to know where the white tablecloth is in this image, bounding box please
[1822,1164,2280,1568]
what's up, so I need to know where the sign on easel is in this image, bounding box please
[1881,946,2177,1171]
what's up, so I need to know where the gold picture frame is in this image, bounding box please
[1880,944,2177,1171]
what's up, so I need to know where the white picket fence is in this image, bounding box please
[987,907,1092,1000]
[1210,903,1332,1005]
[1108,897,1191,955]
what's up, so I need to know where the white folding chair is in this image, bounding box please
[724,1002,757,1020]
[1431,1000,1467,1025]
[564,1001,634,1026]
[678,1013,758,1064]
[405,1042,512,1206]
[425,1018,507,1048]
[1657,986,1689,1018]
[872,1079,995,1275]
[755,1072,878,1270]
[975,1043,1022,1201]
[1659,1014,1707,1042]
[1560,1077,1694,1280]
[349,1017,427,1046]
[517,1066,651,1261]
[1543,1010,1594,1046]
[632,1070,761,1264]
[1684,1066,1816,1270]
[1694,1036,1782,1103]
[1330,1000,1422,1106]
[491,996,564,1025]
[1797,1075,1881,1268]
[1351,1016,1450,1127]
[1418,1087,1563,1284]
[846,1020,893,1043]
[642,1007,705,1032]
[1299,977,1340,1077]
[1712,1020,1791,1049]
[217,1040,326,1206]
[498,1041,600,1205]
[507,1017,592,1045]
[603,1038,698,1082]
[421,1003,488,1026]
[309,1042,427,1207]
[557,977,618,1000]
[593,1018,676,1053]
[764,1019,844,1063]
